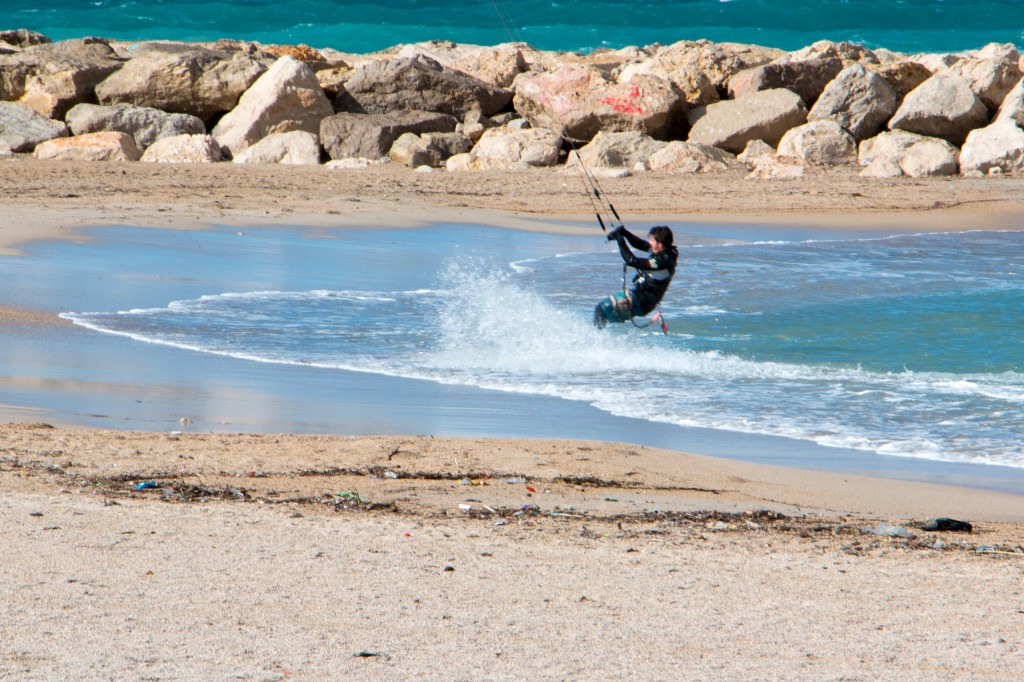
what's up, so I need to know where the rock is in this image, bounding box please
[315,65,355,99]
[647,141,735,173]
[869,60,932,100]
[336,54,512,118]
[858,130,959,177]
[0,29,51,50]
[615,41,722,109]
[774,40,880,66]
[995,78,1024,127]
[513,64,684,142]
[777,120,857,165]
[232,130,322,165]
[324,157,373,170]
[859,157,904,178]
[445,152,533,172]
[212,56,333,156]
[95,44,268,120]
[737,139,775,164]
[65,103,205,151]
[0,101,68,152]
[568,131,667,168]
[888,73,989,145]
[140,134,222,163]
[0,38,123,119]
[450,43,527,89]
[469,127,562,166]
[745,154,806,179]
[808,64,898,140]
[945,45,1023,110]
[621,40,783,98]
[687,88,808,153]
[421,131,472,158]
[909,52,963,73]
[320,110,457,160]
[728,58,843,106]
[388,132,442,168]
[959,119,1024,174]
[33,130,141,161]
[261,43,326,66]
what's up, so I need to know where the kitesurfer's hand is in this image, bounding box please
[606,226,622,241]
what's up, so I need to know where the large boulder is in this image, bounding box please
[615,41,723,109]
[513,64,684,142]
[320,110,457,160]
[0,29,51,51]
[140,134,222,163]
[0,101,68,151]
[468,127,562,167]
[0,38,123,119]
[569,131,667,168]
[212,56,333,156]
[959,120,1024,174]
[65,103,205,151]
[388,132,442,168]
[773,40,881,66]
[868,60,932,100]
[687,88,808,153]
[620,40,783,98]
[995,78,1024,127]
[336,54,511,118]
[858,130,959,177]
[646,141,735,173]
[888,73,990,145]
[232,130,321,165]
[94,43,268,120]
[777,120,857,165]
[944,44,1023,111]
[33,130,141,161]
[728,58,843,106]
[808,64,899,140]
[450,43,527,89]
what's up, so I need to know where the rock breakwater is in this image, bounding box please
[2,30,1024,178]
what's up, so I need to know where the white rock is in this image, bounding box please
[232,130,321,165]
[469,127,562,167]
[647,141,735,173]
[745,154,806,180]
[859,130,958,177]
[737,139,775,164]
[777,120,857,165]
[140,134,222,163]
[959,119,1024,174]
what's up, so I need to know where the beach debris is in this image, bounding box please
[922,517,973,533]
[136,481,159,490]
[604,497,619,502]
[502,476,526,484]
[383,469,399,479]
[178,417,192,425]
[443,565,456,572]
[867,521,916,538]
[494,520,507,526]
[354,650,384,658]
[335,491,365,503]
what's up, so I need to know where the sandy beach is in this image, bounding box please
[3,158,1024,679]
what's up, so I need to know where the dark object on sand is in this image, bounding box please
[922,517,973,532]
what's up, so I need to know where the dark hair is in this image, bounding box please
[648,225,673,248]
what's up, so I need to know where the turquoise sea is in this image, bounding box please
[3,0,1023,54]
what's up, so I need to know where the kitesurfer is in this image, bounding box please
[594,225,677,328]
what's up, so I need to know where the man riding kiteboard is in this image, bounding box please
[594,225,677,329]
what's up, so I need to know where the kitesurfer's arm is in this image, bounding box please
[610,229,667,271]
[609,226,651,251]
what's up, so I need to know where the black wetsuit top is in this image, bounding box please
[611,227,678,316]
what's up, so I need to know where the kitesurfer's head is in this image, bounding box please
[647,225,673,253]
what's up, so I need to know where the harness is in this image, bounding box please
[622,263,669,333]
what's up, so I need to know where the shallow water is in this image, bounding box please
[54,224,1024,471]
[5,0,1022,53]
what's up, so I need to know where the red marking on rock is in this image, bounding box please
[600,84,646,115]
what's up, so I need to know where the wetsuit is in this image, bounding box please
[594,227,678,327]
